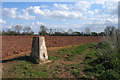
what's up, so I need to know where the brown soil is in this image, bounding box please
[2,36,102,59]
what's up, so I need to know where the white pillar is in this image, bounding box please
[30,37,48,61]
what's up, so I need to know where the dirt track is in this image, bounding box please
[2,36,102,59]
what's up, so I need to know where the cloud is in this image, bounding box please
[87,10,94,15]
[103,2,118,15]
[32,22,35,25]
[53,3,69,10]
[26,6,44,15]
[8,26,14,29]
[3,8,17,18]
[2,8,35,20]
[0,19,6,24]
[36,22,44,25]
[53,1,93,11]
[95,0,119,2]
[94,1,105,5]
[73,1,93,11]
[2,1,118,33]
[40,5,48,8]
[26,6,83,20]
[90,2,118,17]
[89,18,118,24]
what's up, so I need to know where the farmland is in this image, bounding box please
[1,1,119,79]
[2,43,98,78]
[2,35,120,79]
[2,36,102,59]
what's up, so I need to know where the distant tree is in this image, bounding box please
[23,26,32,33]
[74,32,81,36]
[54,32,62,36]
[104,26,116,36]
[81,31,84,36]
[91,32,98,36]
[27,31,34,35]
[39,25,47,35]
[104,26,110,35]
[68,29,73,35]
[54,29,57,33]
[40,25,46,32]
[84,28,90,35]
[2,30,7,35]
[2,30,15,35]
[47,29,53,35]
[50,29,53,35]
[15,25,22,34]
[22,26,34,35]
[59,29,65,33]
[7,29,17,35]
[98,32,105,36]
[64,32,69,36]
[111,26,116,35]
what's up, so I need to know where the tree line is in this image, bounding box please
[1,25,34,36]
[1,25,119,36]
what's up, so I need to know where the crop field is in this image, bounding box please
[2,36,102,59]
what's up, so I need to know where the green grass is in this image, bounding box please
[9,60,50,78]
[48,56,58,63]
[58,43,91,55]
[3,43,97,78]
[57,43,93,61]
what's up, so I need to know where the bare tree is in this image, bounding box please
[15,25,22,33]
[49,29,53,35]
[68,29,73,34]
[102,26,120,54]
[84,28,90,34]
[53,29,57,34]
[111,26,116,35]
[59,29,65,33]
[39,25,47,35]
[40,25,46,32]
[104,26,110,35]
[47,28,53,35]
[104,26,115,36]
[23,26,31,33]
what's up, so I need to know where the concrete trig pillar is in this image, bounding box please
[30,37,48,61]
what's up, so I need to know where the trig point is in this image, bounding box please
[30,37,49,62]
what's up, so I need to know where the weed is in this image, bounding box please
[71,69,81,77]
[48,56,58,63]
[84,42,120,79]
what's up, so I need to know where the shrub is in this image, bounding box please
[84,40,120,79]
[98,69,120,80]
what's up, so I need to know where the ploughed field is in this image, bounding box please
[2,36,102,59]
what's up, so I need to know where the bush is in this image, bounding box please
[84,41,120,79]
[98,69,120,80]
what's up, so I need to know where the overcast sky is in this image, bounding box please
[0,0,119,34]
